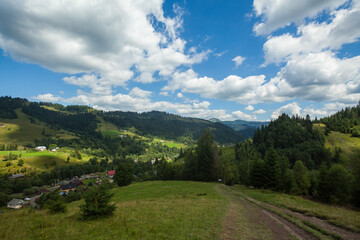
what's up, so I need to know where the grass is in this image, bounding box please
[325,131,360,167]
[0,150,90,174]
[0,181,228,240]
[0,109,76,145]
[233,185,360,232]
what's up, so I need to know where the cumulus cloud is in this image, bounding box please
[253,0,347,35]
[177,92,184,98]
[129,87,152,99]
[32,93,60,102]
[0,0,207,92]
[245,105,254,111]
[271,102,302,119]
[253,109,266,114]
[263,1,360,64]
[159,91,169,96]
[275,51,360,103]
[66,93,238,120]
[232,110,257,121]
[232,56,246,67]
[163,69,280,104]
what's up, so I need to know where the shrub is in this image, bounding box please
[80,185,116,219]
[46,198,67,213]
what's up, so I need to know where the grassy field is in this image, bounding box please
[0,150,90,174]
[0,181,228,240]
[325,131,360,167]
[232,185,360,232]
[0,109,76,145]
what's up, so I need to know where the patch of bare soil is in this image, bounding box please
[217,185,317,240]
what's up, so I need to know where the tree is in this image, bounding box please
[317,163,330,202]
[264,147,278,189]
[195,129,218,181]
[327,164,352,204]
[80,185,116,219]
[46,198,67,213]
[250,159,267,188]
[114,162,133,187]
[292,160,310,195]
[0,192,10,207]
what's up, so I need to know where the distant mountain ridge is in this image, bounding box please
[209,118,269,139]
[0,96,243,145]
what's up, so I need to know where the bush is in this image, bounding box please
[80,185,116,219]
[0,192,10,207]
[46,198,67,213]
[64,191,82,203]
[17,159,24,166]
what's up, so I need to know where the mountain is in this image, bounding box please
[210,118,269,139]
[0,96,243,146]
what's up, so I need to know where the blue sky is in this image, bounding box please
[0,0,359,121]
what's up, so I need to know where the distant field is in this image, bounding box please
[325,131,360,167]
[0,150,89,174]
[0,109,76,145]
[233,185,360,232]
[0,181,227,240]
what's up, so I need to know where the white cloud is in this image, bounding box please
[66,93,237,120]
[231,110,257,121]
[253,0,347,35]
[0,0,207,92]
[177,92,184,98]
[275,51,360,103]
[214,50,227,57]
[253,109,266,114]
[232,56,246,67]
[32,93,60,102]
[163,69,278,104]
[271,102,302,119]
[129,87,152,99]
[159,91,169,96]
[245,105,254,111]
[263,2,360,64]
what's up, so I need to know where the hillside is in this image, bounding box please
[0,97,243,145]
[210,118,269,139]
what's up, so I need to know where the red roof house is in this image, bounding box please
[107,170,115,178]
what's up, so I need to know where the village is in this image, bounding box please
[6,170,116,210]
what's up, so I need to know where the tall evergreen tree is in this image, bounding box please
[195,129,217,181]
[264,147,278,189]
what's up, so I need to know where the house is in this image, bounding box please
[51,149,57,152]
[0,123,5,127]
[7,198,25,209]
[9,173,24,179]
[107,170,115,178]
[60,179,83,192]
[35,146,46,151]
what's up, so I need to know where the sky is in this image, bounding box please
[0,0,360,121]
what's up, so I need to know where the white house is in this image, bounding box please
[35,146,46,151]
[7,198,25,209]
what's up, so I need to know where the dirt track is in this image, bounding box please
[217,185,317,240]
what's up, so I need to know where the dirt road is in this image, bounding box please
[217,185,318,240]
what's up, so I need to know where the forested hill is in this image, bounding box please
[320,103,360,137]
[0,96,243,144]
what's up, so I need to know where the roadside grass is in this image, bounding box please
[0,109,75,145]
[233,185,360,232]
[0,181,228,240]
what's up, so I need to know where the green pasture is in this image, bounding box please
[0,181,227,240]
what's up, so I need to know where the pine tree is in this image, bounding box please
[264,147,278,189]
[80,185,116,219]
[195,129,217,181]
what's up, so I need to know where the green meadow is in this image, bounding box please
[0,109,75,145]
[0,181,228,240]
